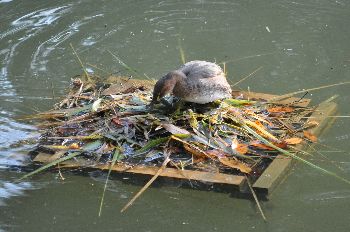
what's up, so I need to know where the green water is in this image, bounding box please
[1,0,350,231]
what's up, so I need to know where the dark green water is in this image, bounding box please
[1,0,350,231]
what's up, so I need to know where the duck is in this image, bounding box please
[151,60,232,105]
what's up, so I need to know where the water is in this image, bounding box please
[1,0,350,231]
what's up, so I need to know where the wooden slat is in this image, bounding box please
[33,153,247,190]
[252,101,338,195]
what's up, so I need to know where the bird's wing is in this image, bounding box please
[178,61,223,79]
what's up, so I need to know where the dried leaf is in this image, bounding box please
[306,120,319,127]
[236,143,249,155]
[183,143,208,159]
[231,138,248,155]
[245,120,279,142]
[162,123,191,135]
[273,141,288,149]
[218,157,251,174]
[205,149,251,173]
[303,131,317,142]
[284,137,303,145]
[57,127,77,135]
[268,106,294,113]
[250,141,275,151]
[69,143,80,149]
[112,117,122,126]
[254,120,264,128]
[206,149,227,159]
[244,109,270,125]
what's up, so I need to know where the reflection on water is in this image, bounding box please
[0,0,350,231]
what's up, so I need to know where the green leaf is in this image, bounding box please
[224,99,255,106]
[135,137,169,155]
[173,134,191,139]
[188,110,199,130]
[18,151,82,181]
[82,140,104,152]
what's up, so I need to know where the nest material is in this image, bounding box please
[32,75,317,179]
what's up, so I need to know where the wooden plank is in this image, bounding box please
[253,101,338,195]
[33,153,247,190]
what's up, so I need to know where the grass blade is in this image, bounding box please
[121,154,171,212]
[98,148,122,217]
[269,81,350,102]
[18,151,81,181]
[178,37,186,64]
[135,137,169,155]
[108,50,148,79]
[246,175,267,221]
[70,43,91,82]
[232,66,263,87]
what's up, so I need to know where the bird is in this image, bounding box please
[151,60,232,105]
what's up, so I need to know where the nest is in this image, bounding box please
[28,75,318,180]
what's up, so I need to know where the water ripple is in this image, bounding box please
[304,190,350,203]
[30,13,104,72]
[0,4,73,103]
[0,5,71,41]
[0,181,36,206]
[12,6,71,27]
[0,116,37,150]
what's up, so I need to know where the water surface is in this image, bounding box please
[1,0,350,231]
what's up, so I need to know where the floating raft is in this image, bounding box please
[31,78,337,196]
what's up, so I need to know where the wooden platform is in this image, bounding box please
[252,100,337,195]
[32,81,337,196]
